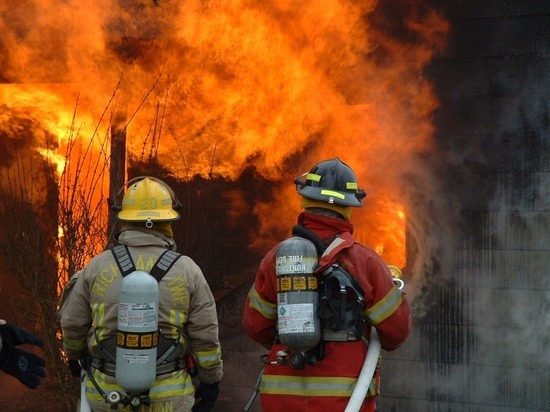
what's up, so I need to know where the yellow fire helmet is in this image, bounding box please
[387,265,403,279]
[117,176,181,223]
[387,265,405,290]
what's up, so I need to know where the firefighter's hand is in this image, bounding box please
[192,381,220,412]
[0,324,46,389]
[0,324,44,349]
[68,360,82,377]
[68,353,91,377]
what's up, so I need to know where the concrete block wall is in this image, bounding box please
[378,1,550,411]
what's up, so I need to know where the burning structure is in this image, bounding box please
[0,0,548,410]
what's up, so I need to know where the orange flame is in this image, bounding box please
[0,1,449,269]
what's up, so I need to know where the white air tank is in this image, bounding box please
[116,270,159,394]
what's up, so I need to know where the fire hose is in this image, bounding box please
[344,326,381,412]
[344,267,403,411]
[79,370,92,412]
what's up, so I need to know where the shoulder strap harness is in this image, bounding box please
[110,244,181,282]
[92,245,185,375]
[292,225,366,342]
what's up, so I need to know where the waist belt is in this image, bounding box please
[92,335,188,377]
[91,357,187,377]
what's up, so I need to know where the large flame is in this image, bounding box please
[0,0,449,269]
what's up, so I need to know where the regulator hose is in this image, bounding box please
[292,225,327,255]
[344,327,381,412]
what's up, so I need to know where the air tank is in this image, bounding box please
[116,270,159,394]
[276,236,321,353]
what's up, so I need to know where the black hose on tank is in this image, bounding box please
[291,225,327,255]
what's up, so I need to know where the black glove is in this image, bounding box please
[0,324,44,348]
[0,324,46,389]
[192,382,220,412]
[68,359,82,377]
[68,353,92,377]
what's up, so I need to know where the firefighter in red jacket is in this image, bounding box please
[243,158,412,412]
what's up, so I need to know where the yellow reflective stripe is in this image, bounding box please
[346,182,358,190]
[261,374,378,398]
[306,173,321,182]
[320,189,345,199]
[248,287,277,320]
[149,371,194,398]
[169,309,187,336]
[85,369,194,401]
[261,375,356,397]
[364,286,403,325]
[367,378,378,397]
[62,336,87,352]
[91,303,107,342]
[195,346,222,368]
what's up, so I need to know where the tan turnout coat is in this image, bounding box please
[61,226,223,411]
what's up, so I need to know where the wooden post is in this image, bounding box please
[107,110,127,245]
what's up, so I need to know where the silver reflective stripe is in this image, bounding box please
[111,245,134,275]
[155,250,180,272]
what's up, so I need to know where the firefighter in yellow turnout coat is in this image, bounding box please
[61,177,223,412]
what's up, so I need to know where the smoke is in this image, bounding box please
[381,3,550,409]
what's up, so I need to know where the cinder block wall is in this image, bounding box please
[378,1,550,411]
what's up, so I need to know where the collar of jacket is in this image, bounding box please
[116,225,177,250]
[316,232,355,272]
[297,211,354,239]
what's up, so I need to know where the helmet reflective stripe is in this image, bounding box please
[320,189,346,200]
[306,173,322,182]
[364,286,404,326]
[137,211,161,217]
[346,182,358,190]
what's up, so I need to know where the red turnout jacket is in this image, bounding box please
[243,212,412,412]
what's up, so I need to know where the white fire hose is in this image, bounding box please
[344,326,381,412]
[345,267,403,412]
[79,370,92,412]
